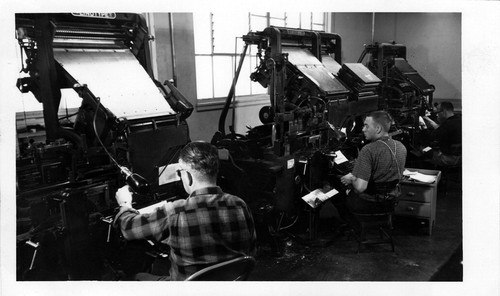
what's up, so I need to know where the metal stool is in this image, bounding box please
[352,211,395,253]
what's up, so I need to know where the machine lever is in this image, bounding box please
[101,216,114,243]
[26,240,40,270]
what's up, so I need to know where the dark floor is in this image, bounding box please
[16,166,462,282]
[247,169,463,281]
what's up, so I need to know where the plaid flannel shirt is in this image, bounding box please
[114,186,256,280]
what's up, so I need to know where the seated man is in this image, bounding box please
[422,101,462,167]
[113,141,256,280]
[340,111,407,220]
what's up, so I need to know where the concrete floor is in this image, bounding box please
[248,171,463,281]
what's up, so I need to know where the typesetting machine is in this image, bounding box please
[211,27,435,246]
[15,13,192,280]
[358,41,435,147]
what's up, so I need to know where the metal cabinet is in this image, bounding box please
[395,168,441,235]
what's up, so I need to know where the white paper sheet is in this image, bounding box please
[158,163,181,186]
[138,200,167,215]
[302,188,339,208]
[403,169,437,184]
[334,150,348,164]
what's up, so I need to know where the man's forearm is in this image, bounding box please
[113,208,148,240]
[423,117,439,129]
[114,206,168,242]
[352,177,368,193]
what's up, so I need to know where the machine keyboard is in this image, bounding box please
[335,159,355,175]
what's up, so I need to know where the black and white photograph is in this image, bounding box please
[0,1,499,296]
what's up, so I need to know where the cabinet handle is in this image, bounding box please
[406,192,415,196]
[406,206,415,212]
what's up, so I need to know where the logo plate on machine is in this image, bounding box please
[72,13,117,19]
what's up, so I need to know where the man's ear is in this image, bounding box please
[187,171,193,186]
[376,124,382,134]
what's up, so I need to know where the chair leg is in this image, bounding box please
[354,214,395,253]
[379,227,395,252]
[356,224,366,253]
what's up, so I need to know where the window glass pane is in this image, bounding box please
[270,18,285,27]
[287,13,301,29]
[313,24,325,31]
[213,56,234,98]
[193,12,212,54]
[16,92,42,112]
[250,80,268,95]
[235,56,251,96]
[250,15,268,32]
[301,13,312,29]
[313,13,324,24]
[15,89,82,113]
[195,56,213,99]
[269,12,285,19]
[213,12,249,54]
[193,12,326,101]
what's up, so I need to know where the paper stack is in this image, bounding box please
[403,169,437,184]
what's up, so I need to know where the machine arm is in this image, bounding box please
[155,79,194,122]
[217,43,250,137]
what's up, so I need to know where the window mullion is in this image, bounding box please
[210,13,215,99]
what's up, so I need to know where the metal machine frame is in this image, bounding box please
[358,41,435,148]
[211,27,368,246]
[15,13,192,280]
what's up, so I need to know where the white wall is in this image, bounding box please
[374,13,461,101]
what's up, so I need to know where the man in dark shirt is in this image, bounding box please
[113,141,256,280]
[423,101,462,166]
[340,111,407,216]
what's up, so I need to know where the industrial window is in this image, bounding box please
[193,12,327,101]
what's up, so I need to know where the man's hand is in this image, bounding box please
[340,173,355,186]
[422,116,439,129]
[115,185,133,208]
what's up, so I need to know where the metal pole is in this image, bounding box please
[169,13,177,86]
[218,43,249,135]
[371,13,376,44]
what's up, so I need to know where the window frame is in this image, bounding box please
[193,12,329,108]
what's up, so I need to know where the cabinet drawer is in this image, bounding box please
[395,201,431,218]
[399,185,435,203]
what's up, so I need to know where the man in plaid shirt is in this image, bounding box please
[114,141,256,280]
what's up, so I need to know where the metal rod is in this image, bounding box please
[218,43,249,135]
[169,13,177,86]
[371,13,375,44]
[230,37,240,133]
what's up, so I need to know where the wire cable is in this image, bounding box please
[58,111,79,121]
[156,145,183,180]
[92,98,120,168]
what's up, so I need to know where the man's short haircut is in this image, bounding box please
[179,141,219,178]
[367,110,393,132]
[439,101,454,112]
